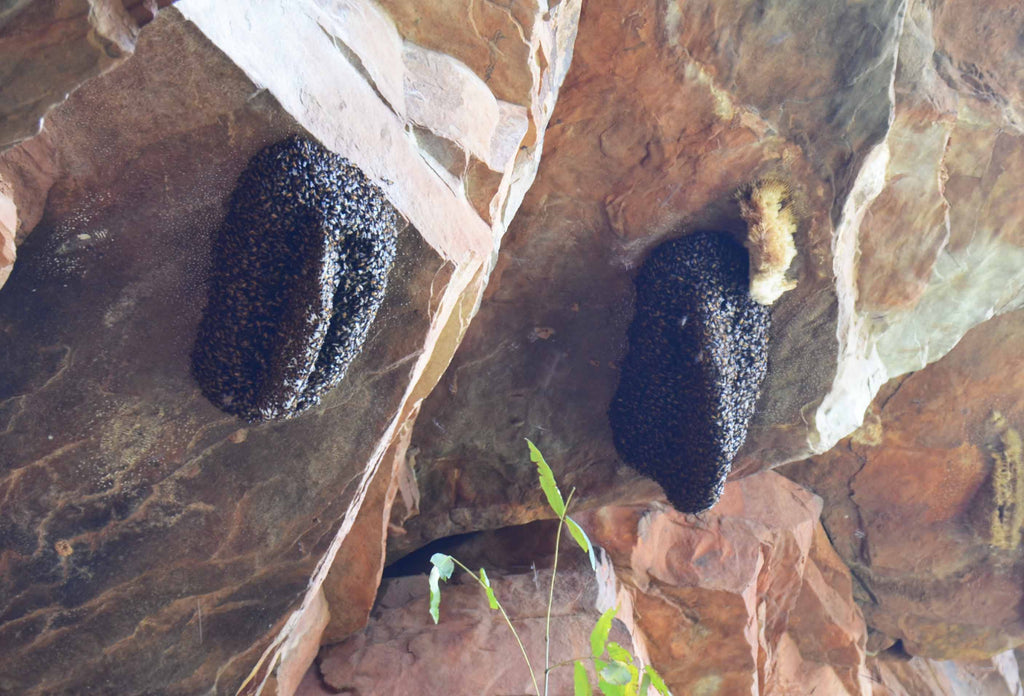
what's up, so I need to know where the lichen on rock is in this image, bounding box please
[983,411,1024,550]
[192,135,400,422]
[609,231,770,513]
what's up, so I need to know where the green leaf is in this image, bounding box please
[526,439,565,517]
[639,673,652,695]
[600,662,632,686]
[574,661,592,696]
[644,664,671,695]
[479,568,499,610]
[598,671,626,696]
[625,662,640,691]
[428,554,455,624]
[606,642,632,664]
[428,565,442,624]
[591,606,617,659]
[598,684,626,696]
[566,517,597,570]
[430,553,454,581]
[597,676,627,696]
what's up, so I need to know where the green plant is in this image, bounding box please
[428,440,671,696]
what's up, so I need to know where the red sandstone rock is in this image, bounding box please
[0,2,576,693]
[5,0,1024,693]
[867,650,1023,696]
[0,0,173,149]
[784,309,1024,660]
[580,471,871,696]
[317,562,627,696]
[319,423,413,646]
[0,187,14,289]
[311,472,872,696]
[392,0,1024,570]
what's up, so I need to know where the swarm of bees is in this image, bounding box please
[609,231,770,513]
[192,135,399,422]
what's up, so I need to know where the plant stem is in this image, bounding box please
[451,558,541,696]
[546,656,597,673]
[545,488,576,696]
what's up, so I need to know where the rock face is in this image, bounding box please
[316,562,623,696]
[867,650,1024,696]
[0,0,578,693]
[4,0,1024,693]
[389,0,887,561]
[0,186,14,289]
[392,0,1024,558]
[377,0,1024,689]
[807,0,1024,457]
[783,308,1024,661]
[580,472,871,696]
[0,0,175,149]
[309,472,872,696]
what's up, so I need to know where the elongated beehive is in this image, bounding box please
[609,231,770,513]
[192,136,399,422]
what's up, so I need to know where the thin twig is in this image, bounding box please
[545,488,576,696]
[546,656,598,673]
[452,558,541,696]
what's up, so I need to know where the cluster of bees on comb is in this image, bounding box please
[190,132,797,516]
[609,231,771,513]
[192,135,399,422]
[609,180,797,513]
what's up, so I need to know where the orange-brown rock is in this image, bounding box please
[580,471,871,696]
[817,0,1024,452]
[318,422,414,647]
[0,1,577,693]
[318,472,870,696]
[5,0,1024,692]
[867,650,1023,696]
[784,309,1024,661]
[0,186,14,289]
[393,0,1017,564]
[383,3,1024,685]
[0,0,176,149]
[316,559,627,696]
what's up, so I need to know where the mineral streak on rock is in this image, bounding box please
[982,411,1024,550]
[192,135,399,422]
[609,231,771,513]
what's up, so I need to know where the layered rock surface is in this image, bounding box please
[315,561,622,696]
[391,0,1024,558]
[580,472,871,696]
[867,650,1024,696]
[4,0,1024,693]
[0,0,174,149]
[377,0,1024,691]
[307,472,871,696]
[783,308,1024,662]
[0,0,577,693]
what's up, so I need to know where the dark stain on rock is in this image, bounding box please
[191,135,400,422]
[609,231,770,513]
